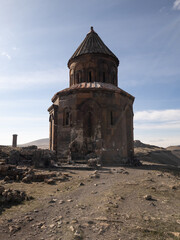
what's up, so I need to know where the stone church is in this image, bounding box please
[48,27,134,164]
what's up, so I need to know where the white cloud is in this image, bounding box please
[134,109,180,122]
[173,0,180,10]
[0,68,68,90]
[1,51,11,60]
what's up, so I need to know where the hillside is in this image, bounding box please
[166,146,180,159]
[134,140,180,167]
[18,138,49,149]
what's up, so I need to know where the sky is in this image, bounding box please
[0,0,180,147]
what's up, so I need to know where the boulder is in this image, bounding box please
[22,174,33,183]
[87,158,99,168]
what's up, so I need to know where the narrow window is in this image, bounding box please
[89,71,92,82]
[110,111,113,125]
[99,72,101,82]
[112,73,115,84]
[76,73,79,83]
[63,109,70,126]
[79,72,82,83]
[66,112,70,125]
[103,72,106,82]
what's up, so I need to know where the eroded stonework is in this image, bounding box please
[48,27,134,164]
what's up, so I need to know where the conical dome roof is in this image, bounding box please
[68,27,119,66]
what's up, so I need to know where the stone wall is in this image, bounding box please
[49,87,134,164]
[68,54,118,87]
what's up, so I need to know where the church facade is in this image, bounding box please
[48,27,134,164]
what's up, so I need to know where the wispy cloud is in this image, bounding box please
[134,109,180,129]
[1,51,11,60]
[0,68,68,90]
[173,0,180,10]
[134,109,180,122]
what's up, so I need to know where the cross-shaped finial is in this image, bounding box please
[90,26,94,32]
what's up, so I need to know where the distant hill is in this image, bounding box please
[166,145,180,151]
[134,140,163,149]
[18,138,49,149]
[134,140,180,167]
[166,145,180,159]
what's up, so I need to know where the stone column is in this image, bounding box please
[12,134,18,147]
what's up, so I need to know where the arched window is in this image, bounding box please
[66,112,70,125]
[89,71,92,82]
[103,72,106,82]
[112,73,115,84]
[63,109,70,126]
[110,111,114,125]
[111,67,116,85]
[76,73,80,83]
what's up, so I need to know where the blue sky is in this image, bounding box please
[0,0,180,147]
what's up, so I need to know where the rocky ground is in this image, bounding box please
[0,163,180,240]
[0,142,180,240]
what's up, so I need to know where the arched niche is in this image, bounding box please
[79,99,101,139]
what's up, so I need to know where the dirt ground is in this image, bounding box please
[0,162,180,240]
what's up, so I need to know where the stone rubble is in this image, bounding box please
[0,185,31,206]
[0,164,70,184]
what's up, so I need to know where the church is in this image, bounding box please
[48,27,134,164]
